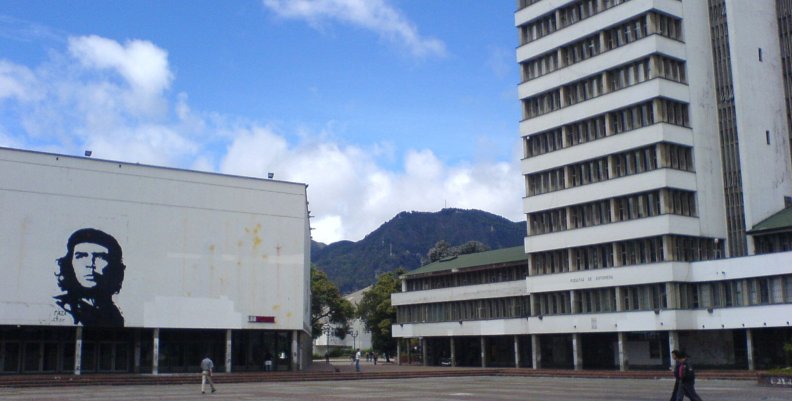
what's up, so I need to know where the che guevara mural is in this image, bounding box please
[53,228,126,327]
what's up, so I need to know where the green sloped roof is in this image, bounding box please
[750,206,792,234]
[404,246,527,277]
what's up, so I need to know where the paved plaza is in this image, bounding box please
[1,376,788,401]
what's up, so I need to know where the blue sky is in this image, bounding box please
[0,0,523,243]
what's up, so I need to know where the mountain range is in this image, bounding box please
[311,208,526,294]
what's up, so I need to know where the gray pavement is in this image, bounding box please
[1,376,788,401]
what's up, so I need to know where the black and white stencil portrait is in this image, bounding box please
[54,228,126,326]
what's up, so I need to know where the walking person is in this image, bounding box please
[354,348,361,372]
[670,350,703,401]
[200,355,217,394]
[264,351,273,372]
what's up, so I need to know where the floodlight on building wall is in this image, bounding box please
[84,150,92,157]
[267,172,274,179]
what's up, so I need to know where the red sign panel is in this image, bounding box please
[248,315,275,323]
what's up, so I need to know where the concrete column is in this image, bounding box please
[528,254,536,276]
[291,330,299,371]
[555,9,561,29]
[657,143,668,169]
[531,335,541,369]
[602,71,610,94]
[530,294,538,317]
[658,188,669,214]
[665,283,679,309]
[742,281,752,305]
[557,48,565,68]
[613,243,622,267]
[559,86,568,108]
[607,156,617,183]
[401,279,407,292]
[152,328,160,375]
[572,334,583,371]
[561,125,569,147]
[662,235,673,262]
[604,111,613,136]
[527,214,534,236]
[649,55,659,80]
[480,336,487,368]
[668,330,679,369]
[397,340,402,366]
[570,290,578,314]
[615,287,624,312]
[746,329,755,371]
[450,337,456,367]
[599,31,607,52]
[514,335,520,368]
[421,338,428,366]
[647,13,657,35]
[133,329,141,373]
[617,332,628,371]
[74,326,83,375]
[568,248,576,272]
[652,98,662,124]
[225,329,233,373]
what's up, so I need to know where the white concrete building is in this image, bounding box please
[314,287,372,355]
[392,0,792,370]
[0,147,312,374]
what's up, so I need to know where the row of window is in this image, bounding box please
[529,189,697,235]
[516,0,543,10]
[623,284,667,311]
[403,237,724,293]
[520,12,684,82]
[533,276,792,317]
[531,235,723,275]
[608,55,686,92]
[404,263,529,292]
[754,232,792,254]
[564,74,604,106]
[519,0,635,45]
[679,276,792,308]
[526,142,693,196]
[524,98,690,158]
[604,15,648,51]
[536,284,666,316]
[396,296,530,323]
[519,10,557,45]
[397,275,792,323]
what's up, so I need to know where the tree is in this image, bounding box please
[425,240,451,264]
[310,266,354,339]
[357,268,405,354]
[424,240,490,264]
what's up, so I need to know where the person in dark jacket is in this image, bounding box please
[670,350,703,401]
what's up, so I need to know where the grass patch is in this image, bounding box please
[765,367,792,376]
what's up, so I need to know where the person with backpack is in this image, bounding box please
[670,350,703,401]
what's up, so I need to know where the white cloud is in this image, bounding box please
[262,0,446,58]
[68,35,172,96]
[0,61,41,101]
[218,130,522,243]
[2,34,522,245]
[68,35,172,117]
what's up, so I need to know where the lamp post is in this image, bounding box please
[350,330,359,351]
[322,324,333,352]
